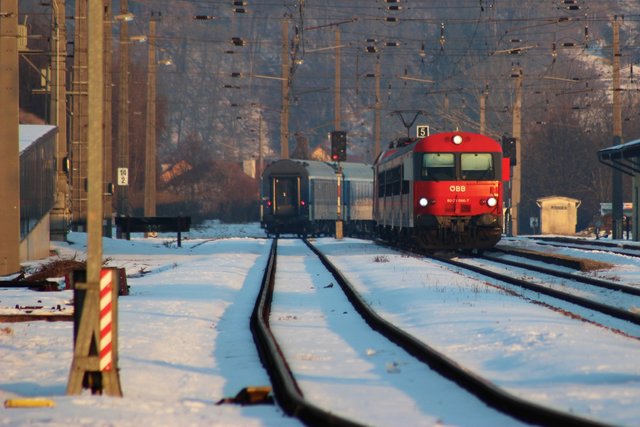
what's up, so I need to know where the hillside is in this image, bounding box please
[18,0,640,230]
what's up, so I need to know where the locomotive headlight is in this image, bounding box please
[419,197,429,207]
[486,196,498,207]
[452,134,463,145]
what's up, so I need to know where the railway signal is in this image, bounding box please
[330,131,347,162]
[502,136,517,165]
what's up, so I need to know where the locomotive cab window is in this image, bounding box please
[461,153,494,180]
[421,153,455,181]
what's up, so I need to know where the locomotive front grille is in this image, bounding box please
[444,204,472,213]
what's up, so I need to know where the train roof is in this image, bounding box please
[263,159,373,181]
[376,131,501,164]
[340,162,375,181]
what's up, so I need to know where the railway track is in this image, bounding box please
[434,252,640,336]
[250,238,611,427]
[521,236,640,258]
[375,238,640,335]
[484,248,640,297]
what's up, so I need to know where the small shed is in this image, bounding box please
[536,196,581,235]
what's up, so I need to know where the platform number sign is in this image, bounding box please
[416,125,430,138]
[117,167,129,186]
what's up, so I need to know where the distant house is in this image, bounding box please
[160,160,193,184]
[310,145,330,161]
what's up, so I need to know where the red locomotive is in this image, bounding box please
[374,131,509,250]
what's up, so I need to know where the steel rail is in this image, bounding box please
[249,239,366,427]
[434,253,640,326]
[484,250,640,296]
[306,239,613,427]
[526,236,640,258]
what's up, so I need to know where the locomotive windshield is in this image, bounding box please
[418,152,496,181]
[421,153,455,180]
[461,153,494,180]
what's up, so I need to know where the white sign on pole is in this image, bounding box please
[416,125,430,138]
[117,168,129,186]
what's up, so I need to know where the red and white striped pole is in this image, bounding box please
[68,267,122,395]
[99,269,113,371]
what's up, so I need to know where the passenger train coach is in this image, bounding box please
[260,159,374,237]
[374,131,509,250]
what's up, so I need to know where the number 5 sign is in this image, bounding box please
[416,125,430,138]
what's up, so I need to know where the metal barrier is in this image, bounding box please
[114,216,191,247]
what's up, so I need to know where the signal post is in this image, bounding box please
[336,166,343,239]
[331,131,347,240]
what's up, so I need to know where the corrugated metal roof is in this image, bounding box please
[263,159,374,182]
[295,159,336,179]
[291,159,373,181]
[341,162,374,181]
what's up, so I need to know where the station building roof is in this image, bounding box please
[598,138,640,175]
[19,125,57,154]
[598,139,640,160]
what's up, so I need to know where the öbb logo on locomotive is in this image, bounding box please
[260,131,510,251]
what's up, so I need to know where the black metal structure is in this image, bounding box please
[598,138,640,241]
[114,216,191,246]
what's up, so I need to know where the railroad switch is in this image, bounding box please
[216,386,273,405]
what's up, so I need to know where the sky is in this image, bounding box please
[2,222,640,426]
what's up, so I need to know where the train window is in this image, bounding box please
[274,178,298,216]
[394,168,402,195]
[421,153,455,181]
[377,172,386,196]
[385,169,394,196]
[402,179,410,194]
[461,153,494,180]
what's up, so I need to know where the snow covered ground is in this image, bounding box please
[313,237,640,426]
[1,223,640,426]
[1,222,299,427]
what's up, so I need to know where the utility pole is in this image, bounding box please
[479,88,487,134]
[144,18,157,219]
[511,67,523,236]
[280,17,290,159]
[374,56,381,159]
[611,17,623,240]
[103,0,113,237]
[0,0,20,275]
[86,0,104,301]
[50,0,70,242]
[258,115,264,177]
[116,0,130,219]
[71,0,88,231]
[68,1,122,396]
[334,27,341,131]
